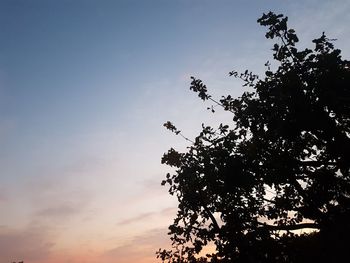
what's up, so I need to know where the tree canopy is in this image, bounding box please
[157,12,350,263]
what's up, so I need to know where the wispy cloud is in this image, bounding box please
[103,227,170,263]
[0,189,7,203]
[36,203,82,219]
[0,224,55,263]
[117,206,177,226]
[159,206,177,217]
[117,212,155,226]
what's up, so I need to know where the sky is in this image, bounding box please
[0,0,349,262]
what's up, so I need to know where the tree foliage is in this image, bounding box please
[157,12,350,263]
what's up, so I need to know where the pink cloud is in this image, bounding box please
[36,203,83,219]
[0,225,55,263]
[103,227,171,263]
[117,212,155,225]
[0,193,7,203]
[117,206,177,226]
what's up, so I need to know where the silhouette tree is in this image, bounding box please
[157,12,350,263]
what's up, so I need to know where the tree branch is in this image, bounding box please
[298,160,338,167]
[258,222,319,231]
[197,191,221,233]
[202,204,221,233]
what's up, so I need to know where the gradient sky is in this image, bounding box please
[0,1,349,262]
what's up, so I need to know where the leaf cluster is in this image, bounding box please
[158,12,350,263]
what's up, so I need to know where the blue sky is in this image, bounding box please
[0,0,350,262]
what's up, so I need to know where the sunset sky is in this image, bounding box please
[0,0,349,262]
